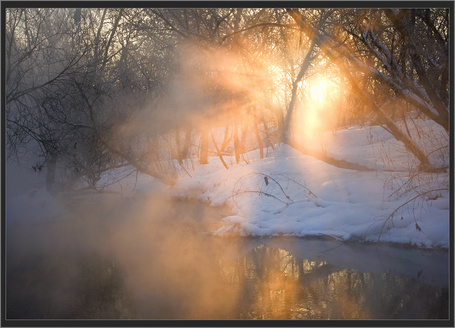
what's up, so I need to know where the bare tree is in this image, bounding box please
[6,6,449,196]
[287,8,449,171]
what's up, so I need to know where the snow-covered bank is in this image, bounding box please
[171,123,450,249]
[6,122,450,249]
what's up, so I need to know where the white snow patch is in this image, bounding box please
[6,121,449,249]
[171,122,449,248]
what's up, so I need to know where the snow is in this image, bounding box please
[171,121,450,249]
[6,120,450,249]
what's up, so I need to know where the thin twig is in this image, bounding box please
[233,190,289,205]
[251,172,293,202]
[378,188,447,241]
[277,174,318,199]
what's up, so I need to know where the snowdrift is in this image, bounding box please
[6,122,450,249]
[172,123,449,248]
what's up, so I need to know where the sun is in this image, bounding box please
[308,75,332,105]
[293,73,341,148]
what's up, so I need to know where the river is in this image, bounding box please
[5,194,449,321]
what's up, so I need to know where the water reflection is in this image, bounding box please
[6,197,449,320]
[232,243,448,319]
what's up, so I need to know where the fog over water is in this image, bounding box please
[6,189,449,320]
[4,7,450,323]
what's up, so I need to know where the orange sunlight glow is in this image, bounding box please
[308,75,331,104]
[294,72,341,153]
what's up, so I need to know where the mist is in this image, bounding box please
[7,189,448,320]
[6,190,252,319]
[4,6,450,322]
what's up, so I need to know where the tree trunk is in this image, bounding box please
[210,130,229,169]
[220,126,231,153]
[282,37,317,144]
[275,110,284,145]
[101,9,123,72]
[200,129,209,164]
[181,127,192,159]
[254,121,264,159]
[282,9,323,144]
[239,123,248,157]
[233,125,240,164]
[262,118,275,152]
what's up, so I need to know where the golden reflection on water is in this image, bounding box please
[231,245,345,320]
[223,244,447,320]
[6,196,448,320]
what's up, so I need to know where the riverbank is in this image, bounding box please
[169,123,449,248]
[6,121,450,248]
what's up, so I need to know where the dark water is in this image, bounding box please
[5,195,449,320]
